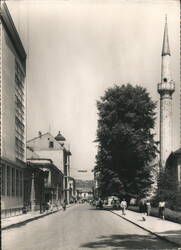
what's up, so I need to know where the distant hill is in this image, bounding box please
[75,179,94,191]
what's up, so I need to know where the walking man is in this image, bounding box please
[159,199,165,219]
[120,198,127,215]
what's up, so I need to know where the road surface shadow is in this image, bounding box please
[158,230,181,243]
[80,234,176,249]
[88,207,112,211]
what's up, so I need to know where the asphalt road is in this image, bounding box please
[2,204,176,250]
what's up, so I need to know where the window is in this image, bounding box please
[15,59,25,161]
[1,164,5,195]
[19,171,23,197]
[7,166,10,196]
[49,141,54,148]
[16,170,19,197]
[12,168,15,196]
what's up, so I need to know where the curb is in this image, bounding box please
[110,210,181,248]
[2,205,74,231]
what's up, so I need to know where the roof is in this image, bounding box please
[1,2,26,71]
[55,131,66,142]
[27,132,50,143]
[162,16,171,56]
[27,159,64,176]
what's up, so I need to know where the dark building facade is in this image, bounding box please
[166,148,181,191]
[27,159,64,208]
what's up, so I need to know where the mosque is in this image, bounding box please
[158,16,181,191]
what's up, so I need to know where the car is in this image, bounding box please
[111,199,121,210]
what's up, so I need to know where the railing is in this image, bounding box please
[1,207,23,219]
[157,82,175,93]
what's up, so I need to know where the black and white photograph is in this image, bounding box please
[0,0,180,249]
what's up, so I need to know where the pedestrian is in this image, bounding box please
[120,198,127,215]
[98,198,103,209]
[50,202,53,211]
[62,199,67,211]
[45,201,49,213]
[158,199,165,219]
[146,200,151,216]
[139,199,147,221]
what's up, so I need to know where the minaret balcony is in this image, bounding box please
[157,81,175,94]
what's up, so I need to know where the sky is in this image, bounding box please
[6,0,180,180]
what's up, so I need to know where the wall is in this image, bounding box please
[1,27,16,162]
[27,133,64,172]
[35,150,64,173]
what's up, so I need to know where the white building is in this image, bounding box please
[27,131,72,203]
[1,2,27,217]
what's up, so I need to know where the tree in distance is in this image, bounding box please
[95,84,158,199]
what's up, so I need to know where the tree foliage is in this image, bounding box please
[95,84,158,199]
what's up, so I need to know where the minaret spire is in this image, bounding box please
[162,14,170,56]
[157,16,175,169]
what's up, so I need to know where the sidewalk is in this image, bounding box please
[111,209,181,247]
[2,204,74,231]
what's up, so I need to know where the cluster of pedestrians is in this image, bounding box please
[93,196,166,222]
[139,199,166,221]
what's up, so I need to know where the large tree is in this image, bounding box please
[95,84,158,199]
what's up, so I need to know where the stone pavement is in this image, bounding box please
[111,209,181,248]
[1,204,74,231]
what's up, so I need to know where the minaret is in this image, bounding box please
[157,16,175,169]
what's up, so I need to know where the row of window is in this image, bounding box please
[1,164,23,197]
[15,116,25,131]
[15,136,25,160]
[15,60,25,161]
[15,107,24,123]
[15,127,24,142]
[15,74,24,91]
[15,86,24,105]
[15,60,25,83]
[15,95,24,112]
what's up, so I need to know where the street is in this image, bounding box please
[2,204,176,250]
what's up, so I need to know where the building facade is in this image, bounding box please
[77,189,93,200]
[54,131,72,204]
[27,132,64,172]
[166,149,181,191]
[69,177,76,202]
[157,17,175,169]
[0,2,27,216]
[23,163,45,213]
[26,158,64,209]
[27,131,72,204]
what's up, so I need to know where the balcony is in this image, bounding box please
[157,81,175,94]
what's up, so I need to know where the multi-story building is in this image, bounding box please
[77,189,93,200]
[0,2,27,217]
[26,157,64,210]
[27,131,72,204]
[54,131,72,204]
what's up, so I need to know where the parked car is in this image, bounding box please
[106,196,120,206]
[111,199,121,210]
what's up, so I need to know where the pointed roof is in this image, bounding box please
[162,15,171,56]
[55,131,66,142]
